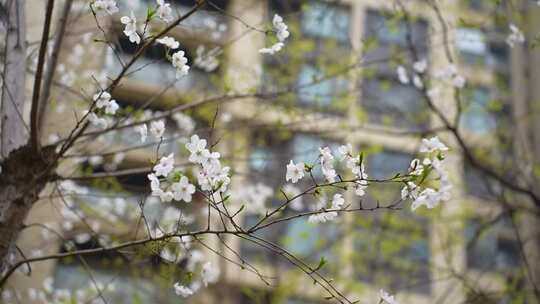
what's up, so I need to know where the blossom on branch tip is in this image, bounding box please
[285,160,305,184]
[174,283,193,298]
[186,135,208,164]
[419,136,448,153]
[259,14,289,55]
[157,36,179,49]
[397,66,409,84]
[506,24,525,47]
[120,12,140,44]
[172,176,196,203]
[201,261,220,286]
[136,124,147,142]
[379,289,399,304]
[150,120,166,138]
[154,153,175,177]
[91,0,119,15]
[157,0,174,23]
[172,50,190,78]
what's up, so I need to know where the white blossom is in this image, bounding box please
[419,136,448,153]
[201,261,220,286]
[150,120,166,138]
[272,14,289,42]
[186,135,208,164]
[413,74,423,89]
[171,176,196,203]
[172,50,190,78]
[93,91,112,109]
[157,36,179,49]
[91,0,118,15]
[506,24,525,47]
[154,153,175,177]
[136,124,147,142]
[396,66,409,84]
[259,14,289,55]
[104,99,119,115]
[157,0,174,23]
[319,147,336,183]
[259,42,284,55]
[338,144,353,161]
[380,289,399,304]
[413,59,427,74]
[173,283,193,298]
[308,194,344,223]
[120,12,140,44]
[285,160,305,183]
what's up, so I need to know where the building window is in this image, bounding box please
[301,1,350,43]
[265,1,351,112]
[361,10,429,131]
[456,27,510,71]
[459,87,498,134]
[297,64,349,110]
[361,79,429,130]
[465,216,521,272]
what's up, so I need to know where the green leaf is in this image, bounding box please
[147,6,156,20]
[313,256,327,272]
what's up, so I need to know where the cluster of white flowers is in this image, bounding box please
[259,14,290,55]
[379,289,399,304]
[506,24,525,47]
[88,91,119,128]
[120,12,140,44]
[286,144,368,195]
[338,143,368,197]
[172,50,190,78]
[308,193,346,223]
[319,147,337,182]
[186,135,231,196]
[173,251,220,298]
[147,153,196,203]
[194,45,222,72]
[397,59,427,89]
[401,136,451,211]
[91,0,118,15]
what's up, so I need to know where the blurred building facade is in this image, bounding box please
[4,0,540,303]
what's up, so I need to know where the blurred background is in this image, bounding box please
[3,0,540,303]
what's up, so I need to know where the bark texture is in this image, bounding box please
[1,0,27,157]
[0,145,56,273]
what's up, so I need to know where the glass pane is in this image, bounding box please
[297,65,332,106]
[460,88,497,134]
[302,2,350,43]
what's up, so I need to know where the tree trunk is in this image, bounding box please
[0,145,56,273]
[0,0,43,274]
[1,0,27,157]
